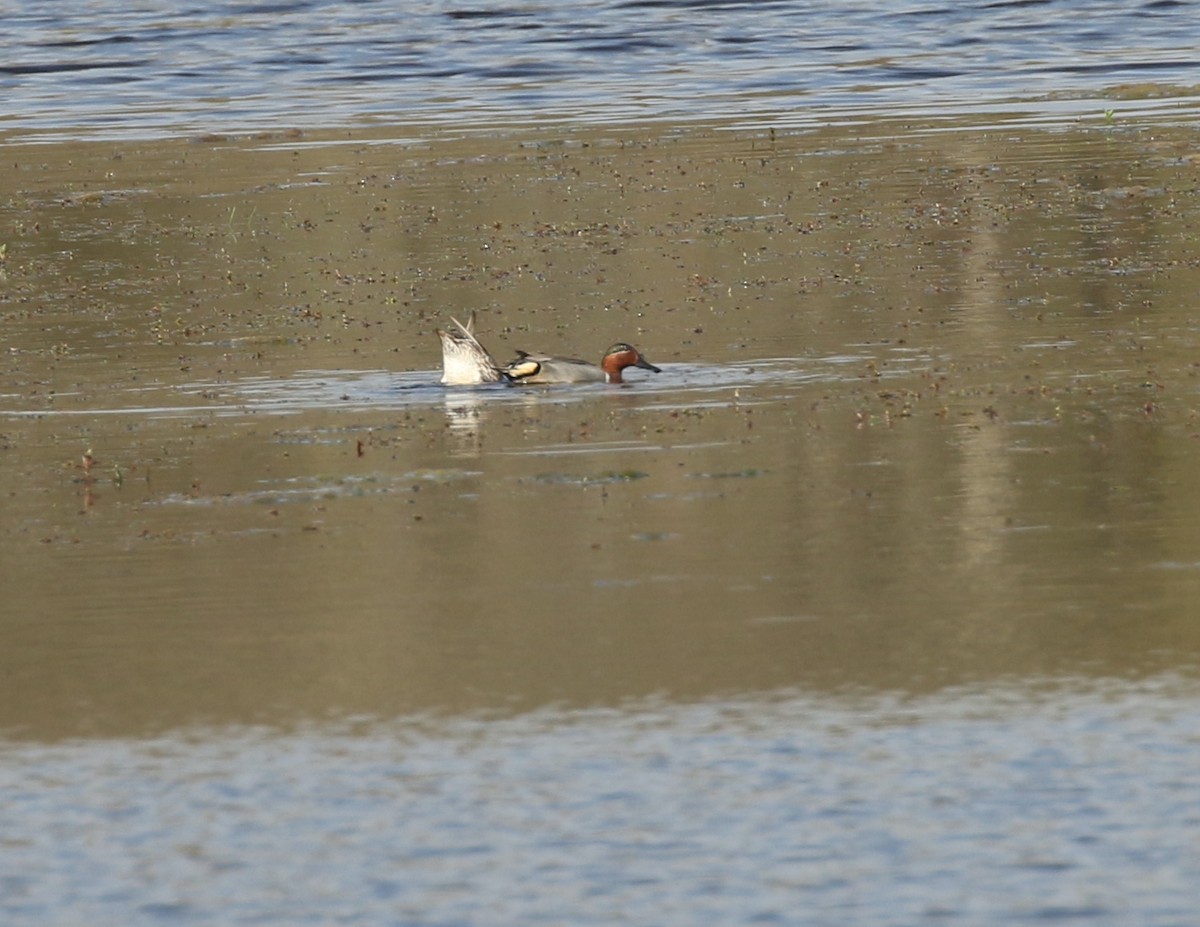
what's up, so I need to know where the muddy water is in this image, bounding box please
[4,118,1200,922]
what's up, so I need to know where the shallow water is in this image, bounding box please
[5,113,1200,920]
[5,0,1200,139]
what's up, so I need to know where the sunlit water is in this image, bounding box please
[5,0,1200,139]
[4,683,1200,926]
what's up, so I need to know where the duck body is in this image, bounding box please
[504,343,661,385]
[435,315,661,386]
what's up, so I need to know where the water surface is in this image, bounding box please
[6,117,1200,720]
[4,82,1200,924]
[5,0,1200,139]
[3,683,1200,926]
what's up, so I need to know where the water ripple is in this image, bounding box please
[2,681,1198,926]
[4,0,1200,139]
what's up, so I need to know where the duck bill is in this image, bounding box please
[636,356,662,373]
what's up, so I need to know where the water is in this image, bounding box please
[6,3,1200,923]
[6,121,1200,920]
[4,683,1200,926]
[4,0,1200,139]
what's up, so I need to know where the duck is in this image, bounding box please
[436,314,661,386]
[437,313,506,385]
[503,343,661,384]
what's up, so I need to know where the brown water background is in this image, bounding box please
[7,118,1200,732]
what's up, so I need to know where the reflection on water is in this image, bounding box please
[3,682,1199,926]
[443,389,488,457]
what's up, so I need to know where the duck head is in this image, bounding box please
[601,343,661,383]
